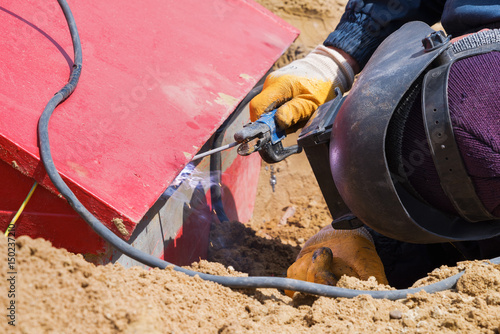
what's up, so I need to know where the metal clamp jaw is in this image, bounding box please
[234,109,302,163]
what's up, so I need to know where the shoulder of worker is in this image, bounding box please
[322,0,443,70]
[441,0,500,36]
[322,0,500,70]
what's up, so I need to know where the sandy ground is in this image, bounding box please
[2,0,500,333]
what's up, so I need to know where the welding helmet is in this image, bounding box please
[327,22,500,243]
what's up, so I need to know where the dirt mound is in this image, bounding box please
[264,0,349,68]
[207,220,299,277]
[3,234,500,334]
[257,0,344,18]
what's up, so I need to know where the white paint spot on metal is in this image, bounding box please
[214,92,238,107]
[239,73,253,81]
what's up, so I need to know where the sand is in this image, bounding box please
[2,1,500,333]
[2,233,500,333]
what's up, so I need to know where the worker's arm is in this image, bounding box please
[250,0,444,130]
[249,45,355,130]
[285,225,388,297]
[325,0,445,70]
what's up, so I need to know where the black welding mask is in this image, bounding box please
[298,21,500,243]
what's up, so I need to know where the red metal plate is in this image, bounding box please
[0,0,298,237]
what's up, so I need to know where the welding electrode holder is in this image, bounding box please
[234,109,302,163]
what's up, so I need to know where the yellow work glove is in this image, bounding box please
[250,45,355,130]
[285,225,388,297]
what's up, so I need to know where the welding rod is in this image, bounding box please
[191,141,240,161]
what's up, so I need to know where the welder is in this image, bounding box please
[250,0,500,291]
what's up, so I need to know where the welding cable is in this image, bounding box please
[39,0,500,300]
[209,84,263,223]
[4,182,38,237]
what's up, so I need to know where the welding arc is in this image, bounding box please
[38,0,500,300]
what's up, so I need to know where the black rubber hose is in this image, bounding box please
[38,0,500,300]
[210,84,263,223]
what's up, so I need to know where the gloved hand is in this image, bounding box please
[285,225,388,297]
[250,45,355,130]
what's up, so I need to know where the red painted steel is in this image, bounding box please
[0,1,298,239]
[0,160,107,253]
[220,150,262,223]
[165,152,261,265]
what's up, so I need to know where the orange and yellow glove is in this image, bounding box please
[285,225,388,297]
[250,45,355,130]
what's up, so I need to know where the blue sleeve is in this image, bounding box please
[442,1,500,36]
[324,0,446,69]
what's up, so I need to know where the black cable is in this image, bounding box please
[210,84,263,223]
[38,0,500,300]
